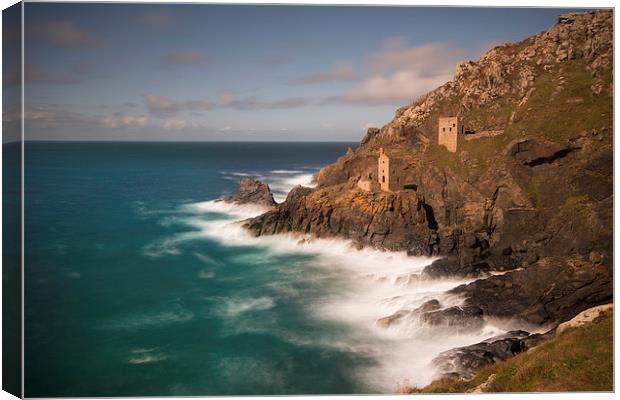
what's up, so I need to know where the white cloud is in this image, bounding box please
[163,119,190,130]
[102,114,149,128]
[369,38,463,76]
[162,119,211,130]
[341,69,451,104]
[326,39,465,104]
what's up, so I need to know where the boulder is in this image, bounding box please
[376,299,442,328]
[376,310,410,329]
[422,257,496,279]
[432,330,548,379]
[223,178,276,207]
[361,127,381,145]
[451,257,612,326]
[420,305,485,333]
[556,303,613,335]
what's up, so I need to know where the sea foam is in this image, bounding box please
[144,169,509,391]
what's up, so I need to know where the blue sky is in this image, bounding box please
[4,3,587,141]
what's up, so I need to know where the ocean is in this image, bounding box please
[23,141,505,396]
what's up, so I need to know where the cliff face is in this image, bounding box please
[244,11,613,326]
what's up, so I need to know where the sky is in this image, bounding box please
[2,3,589,142]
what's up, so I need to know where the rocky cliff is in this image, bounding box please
[243,11,613,327]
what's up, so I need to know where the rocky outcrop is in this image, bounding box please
[376,299,441,328]
[432,330,549,379]
[244,186,440,255]
[432,302,612,380]
[376,300,485,333]
[243,11,612,337]
[451,257,612,326]
[372,10,612,143]
[222,178,276,207]
[556,303,613,335]
[422,257,503,279]
[420,306,485,333]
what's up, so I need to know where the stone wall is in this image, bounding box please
[464,130,504,141]
[438,117,460,152]
[378,148,390,191]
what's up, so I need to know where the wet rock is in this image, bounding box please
[416,299,441,313]
[420,305,485,332]
[242,10,612,333]
[422,257,495,279]
[376,299,442,328]
[376,310,410,328]
[432,330,548,379]
[451,257,612,326]
[222,178,276,207]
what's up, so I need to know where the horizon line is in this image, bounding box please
[5,139,360,144]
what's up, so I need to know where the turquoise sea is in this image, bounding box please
[23,141,502,396]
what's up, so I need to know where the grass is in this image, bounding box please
[418,57,612,177]
[402,311,613,393]
[511,59,613,143]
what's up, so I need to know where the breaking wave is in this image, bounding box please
[128,348,168,365]
[219,169,316,202]
[141,167,510,391]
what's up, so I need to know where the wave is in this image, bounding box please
[170,208,510,389]
[193,251,222,266]
[102,307,195,331]
[267,173,316,203]
[270,169,304,174]
[127,352,168,365]
[222,296,276,316]
[197,269,216,279]
[141,168,511,391]
[218,169,316,203]
[182,199,271,220]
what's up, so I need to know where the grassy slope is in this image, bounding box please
[422,57,613,177]
[404,311,613,393]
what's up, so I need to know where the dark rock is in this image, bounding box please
[509,138,575,167]
[223,178,276,207]
[241,10,612,336]
[451,257,612,326]
[376,310,410,328]
[244,187,440,254]
[420,305,485,332]
[422,257,496,279]
[376,299,442,328]
[416,299,442,313]
[432,329,554,379]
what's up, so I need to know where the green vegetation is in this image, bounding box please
[402,311,613,393]
[420,57,611,179]
[423,144,458,170]
[511,59,612,142]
